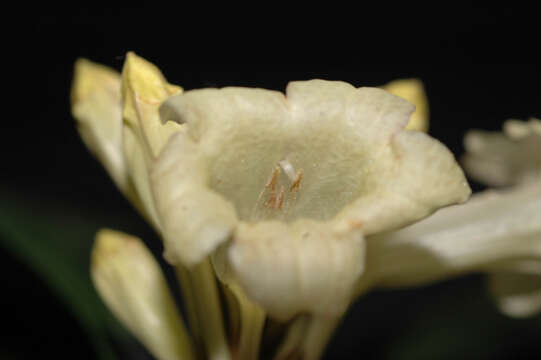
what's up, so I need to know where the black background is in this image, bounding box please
[2,6,540,359]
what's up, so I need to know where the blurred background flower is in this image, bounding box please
[3,6,540,360]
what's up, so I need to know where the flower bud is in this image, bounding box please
[91,229,195,360]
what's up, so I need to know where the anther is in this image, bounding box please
[277,185,285,210]
[290,169,304,192]
[266,166,280,189]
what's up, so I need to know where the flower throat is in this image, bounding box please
[251,160,304,221]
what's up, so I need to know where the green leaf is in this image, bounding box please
[0,188,127,360]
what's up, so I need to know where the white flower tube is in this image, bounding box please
[359,180,541,288]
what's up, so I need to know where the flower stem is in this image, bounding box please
[222,284,241,346]
[233,286,265,360]
[176,266,203,352]
[301,316,341,360]
[273,315,341,360]
[176,258,231,360]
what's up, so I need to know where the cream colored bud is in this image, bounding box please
[71,59,129,194]
[91,229,195,360]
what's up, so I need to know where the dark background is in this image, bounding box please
[2,7,540,359]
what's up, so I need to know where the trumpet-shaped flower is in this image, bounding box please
[72,53,470,321]
[357,179,541,292]
[155,69,471,321]
[462,118,541,186]
[72,53,476,359]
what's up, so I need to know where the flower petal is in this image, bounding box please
[462,118,541,186]
[228,219,364,320]
[151,131,238,266]
[159,85,288,144]
[336,130,471,235]
[382,78,429,132]
[286,81,411,147]
[161,80,469,233]
[121,52,183,157]
[122,126,162,227]
[120,52,184,229]
[358,181,541,293]
[91,229,195,360]
[71,59,131,194]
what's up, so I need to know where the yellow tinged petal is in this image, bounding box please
[121,52,183,157]
[122,126,162,228]
[158,78,469,320]
[71,58,120,105]
[119,52,185,230]
[71,58,131,194]
[91,229,195,360]
[383,78,429,132]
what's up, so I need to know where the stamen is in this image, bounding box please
[266,189,277,209]
[266,166,280,189]
[251,161,304,221]
[289,169,304,193]
[252,166,281,220]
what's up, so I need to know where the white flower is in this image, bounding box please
[156,68,470,320]
[72,53,472,359]
[464,118,541,317]
[357,179,541,291]
[354,119,541,318]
